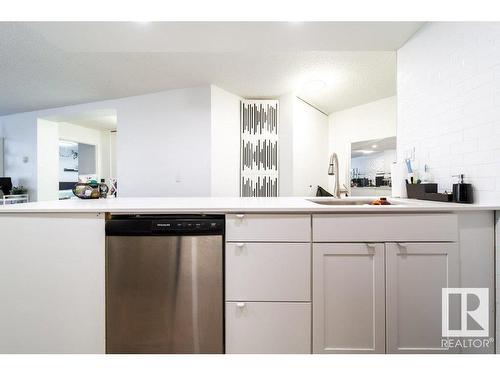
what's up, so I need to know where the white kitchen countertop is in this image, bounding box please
[0,196,498,214]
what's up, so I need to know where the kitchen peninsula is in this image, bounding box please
[0,197,497,354]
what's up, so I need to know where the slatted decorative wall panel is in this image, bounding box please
[240,100,279,197]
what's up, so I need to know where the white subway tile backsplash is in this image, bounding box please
[399,24,500,350]
[398,22,500,205]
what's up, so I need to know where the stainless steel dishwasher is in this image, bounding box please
[105,215,224,354]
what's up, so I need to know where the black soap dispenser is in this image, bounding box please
[452,174,473,204]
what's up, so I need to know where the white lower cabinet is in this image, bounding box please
[225,302,311,354]
[385,242,459,353]
[312,242,460,354]
[225,214,470,355]
[313,243,385,353]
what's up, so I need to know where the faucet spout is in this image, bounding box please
[328,153,341,198]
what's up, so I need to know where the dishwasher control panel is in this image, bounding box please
[105,215,225,236]
[152,219,223,233]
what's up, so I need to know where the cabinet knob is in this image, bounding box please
[236,302,246,308]
[235,214,245,219]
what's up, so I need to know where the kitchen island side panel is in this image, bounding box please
[0,213,105,353]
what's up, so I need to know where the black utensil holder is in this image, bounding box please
[406,183,453,202]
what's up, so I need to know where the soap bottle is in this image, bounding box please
[99,179,109,199]
[452,174,473,204]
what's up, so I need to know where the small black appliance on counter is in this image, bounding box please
[0,177,13,195]
[452,174,473,204]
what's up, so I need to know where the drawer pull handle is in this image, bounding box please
[398,243,409,248]
[236,302,246,308]
[366,243,377,249]
[235,214,245,219]
[236,243,245,248]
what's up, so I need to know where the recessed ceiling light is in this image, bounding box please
[301,79,327,93]
[361,150,375,154]
[372,144,378,148]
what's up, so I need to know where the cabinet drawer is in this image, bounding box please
[226,214,311,242]
[226,243,310,301]
[225,302,311,354]
[313,213,457,242]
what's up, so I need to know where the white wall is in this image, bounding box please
[1,85,213,199]
[100,130,112,181]
[0,113,38,199]
[292,99,329,196]
[36,119,59,201]
[328,96,397,190]
[278,95,329,196]
[109,131,117,178]
[398,22,500,204]
[278,93,295,196]
[210,85,241,196]
[2,84,330,199]
[116,86,212,197]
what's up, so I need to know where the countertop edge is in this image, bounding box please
[0,197,498,214]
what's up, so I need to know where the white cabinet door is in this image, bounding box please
[313,243,385,353]
[225,302,311,354]
[386,242,459,354]
[226,243,310,302]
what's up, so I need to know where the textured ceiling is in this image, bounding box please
[0,22,423,115]
[42,109,117,130]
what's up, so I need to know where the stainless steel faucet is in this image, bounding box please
[328,153,341,198]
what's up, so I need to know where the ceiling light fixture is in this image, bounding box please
[372,144,378,148]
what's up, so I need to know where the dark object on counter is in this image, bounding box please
[0,177,13,195]
[59,181,78,191]
[99,179,109,198]
[316,186,333,197]
[72,182,101,199]
[423,192,453,202]
[406,183,453,202]
[406,183,437,199]
[379,197,391,205]
[11,185,27,195]
[452,174,473,203]
[370,197,391,205]
[351,177,369,187]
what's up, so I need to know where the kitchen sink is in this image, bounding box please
[307,198,396,206]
